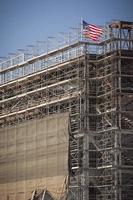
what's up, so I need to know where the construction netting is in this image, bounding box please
[0,112,69,200]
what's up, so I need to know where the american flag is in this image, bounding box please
[82,20,103,41]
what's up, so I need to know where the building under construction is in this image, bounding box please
[0,20,133,200]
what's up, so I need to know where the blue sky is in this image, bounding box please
[0,0,133,57]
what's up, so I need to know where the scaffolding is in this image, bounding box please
[0,20,133,200]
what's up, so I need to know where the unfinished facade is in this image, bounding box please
[0,20,133,200]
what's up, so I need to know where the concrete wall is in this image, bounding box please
[0,112,69,200]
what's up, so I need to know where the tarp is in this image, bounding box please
[0,112,69,200]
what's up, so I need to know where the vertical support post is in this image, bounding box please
[82,45,89,200]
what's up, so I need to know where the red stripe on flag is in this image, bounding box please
[89,24,102,32]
